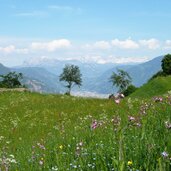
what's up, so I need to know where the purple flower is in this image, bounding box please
[91,120,98,129]
[37,143,46,150]
[136,123,141,127]
[128,116,135,121]
[161,151,169,158]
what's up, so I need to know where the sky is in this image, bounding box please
[0,0,171,66]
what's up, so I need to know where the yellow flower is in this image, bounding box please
[127,160,133,166]
[59,145,63,149]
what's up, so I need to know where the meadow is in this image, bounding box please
[0,91,171,171]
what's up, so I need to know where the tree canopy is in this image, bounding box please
[0,72,23,88]
[59,64,82,95]
[110,69,132,93]
[161,54,171,75]
[150,54,171,81]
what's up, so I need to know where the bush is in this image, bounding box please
[122,84,138,96]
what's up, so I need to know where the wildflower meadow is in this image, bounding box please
[0,91,171,170]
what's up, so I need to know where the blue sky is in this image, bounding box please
[0,0,171,66]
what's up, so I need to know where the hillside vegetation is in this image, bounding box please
[0,88,171,170]
[131,76,171,98]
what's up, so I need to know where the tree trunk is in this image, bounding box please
[68,82,72,95]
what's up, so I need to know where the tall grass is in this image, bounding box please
[0,91,171,170]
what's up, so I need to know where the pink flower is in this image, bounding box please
[128,116,135,121]
[154,97,163,102]
[115,99,120,104]
[91,120,98,129]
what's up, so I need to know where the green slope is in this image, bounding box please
[131,76,171,98]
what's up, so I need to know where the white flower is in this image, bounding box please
[9,154,14,158]
[0,136,4,141]
[161,151,169,157]
[10,159,17,163]
[52,166,58,170]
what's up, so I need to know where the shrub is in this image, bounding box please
[122,84,138,96]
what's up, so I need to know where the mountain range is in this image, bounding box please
[0,56,163,96]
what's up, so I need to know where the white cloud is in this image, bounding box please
[0,45,28,54]
[111,38,139,49]
[31,39,71,52]
[139,38,160,50]
[0,37,169,66]
[164,40,171,49]
[15,11,48,17]
[15,48,29,54]
[94,41,111,49]
[78,55,149,64]
[48,5,82,14]
[0,45,15,53]
[95,56,149,64]
[48,5,74,11]
[110,56,149,64]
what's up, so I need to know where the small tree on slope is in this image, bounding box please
[110,69,132,93]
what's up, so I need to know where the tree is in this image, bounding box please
[0,72,23,88]
[110,69,132,92]
[161,54,171,75]
[59,64,82,95]
[149,54,171,81]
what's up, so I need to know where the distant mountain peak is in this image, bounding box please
[0,63,10,75]
[0,55,165,96]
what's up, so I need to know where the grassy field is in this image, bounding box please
[131,76,171,98]
[0,82,171,170]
